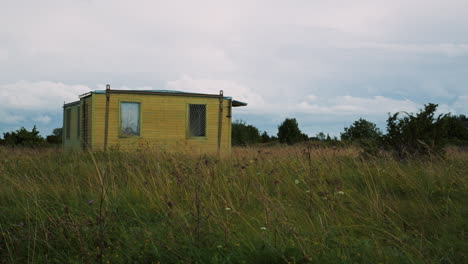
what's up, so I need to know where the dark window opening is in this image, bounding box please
[189,104,206,137]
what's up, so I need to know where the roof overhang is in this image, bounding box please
[232,100,248,107]
[73,89,247,107]
[63,100,80,108]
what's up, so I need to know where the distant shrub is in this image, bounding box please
[444,114,468,146]
[2,125,45,147]
[232,120,261,146]
[341,118,382,142]
[381,103,450,158]
[341,118,383,155]
[46,128,63,144]
[277,118,304,145]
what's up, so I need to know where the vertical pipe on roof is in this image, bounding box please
[104,84,110,151]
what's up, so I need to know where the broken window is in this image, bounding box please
[120,102,140,136]
[188,104,206,137]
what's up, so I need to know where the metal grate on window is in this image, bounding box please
[189,104,206,137]
[66,108,71,139]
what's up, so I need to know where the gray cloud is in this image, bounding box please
[0,0,467,136]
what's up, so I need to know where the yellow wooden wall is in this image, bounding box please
[82,96,93,148]
[63,104,81,150]
[90,93,233,154]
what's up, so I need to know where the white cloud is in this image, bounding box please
[0,81,89,111]
[338,42,468,56]
[0,110,24,124]
[33,115,52,124]
[296,95,419,116]
[165,75,265,108]
[0,0,467,135]
[453,96,468,113]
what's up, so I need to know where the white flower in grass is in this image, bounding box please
[260,226,267,230]
[305,190,310,193]
[217,245,223,248]
[294,179,300,184]
[225,207,232,211]
[336,191,345,195]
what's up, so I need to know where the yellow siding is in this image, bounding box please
[82,96,93,148]
[63,105,81,150]
[90,93,233,154]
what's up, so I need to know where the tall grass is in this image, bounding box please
[0,146,466,263]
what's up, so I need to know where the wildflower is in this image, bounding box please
[295,179,300,184]
[225,207,231,211]
[217,245,223,248]
[305,190,310,193]
[336,191,345,195]
[260,226,267,230]
[88,200,94,205]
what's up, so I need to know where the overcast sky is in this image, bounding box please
[1,0,467,137]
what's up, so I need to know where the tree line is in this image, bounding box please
[0,126,62,147]
[233,103,468,157]
[1,103,467,157]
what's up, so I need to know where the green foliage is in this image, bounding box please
[316,132,326,141]
[46,128,63,144]
[341,118,382,141]
[277,118,304,145]
[0,146,466,263]
[444,114,468,145]
[382,103,450,157]
[232,120,261,146]
[260,131,272,143]
[1,125,45,147]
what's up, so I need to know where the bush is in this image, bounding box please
[381,103,449,158]
[2,126,45,147]
[46,128,63,144]
[341,118,382,142]
[232,120,261,146]
[277,118,304,145]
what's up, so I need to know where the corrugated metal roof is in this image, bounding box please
[79,89,247,107]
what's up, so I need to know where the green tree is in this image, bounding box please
[341,118,382,141]
[277,118,304,145]
[46,128,63,144]
[260,131,271,143]
[232,120,261,146]
[2,125,45,147]
[316,132,326,141]
[382,103,449,157]
[444,114,468,143]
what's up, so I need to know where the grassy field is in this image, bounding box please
[0,145,467,263]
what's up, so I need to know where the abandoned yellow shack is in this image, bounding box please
[62,88,247,154]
